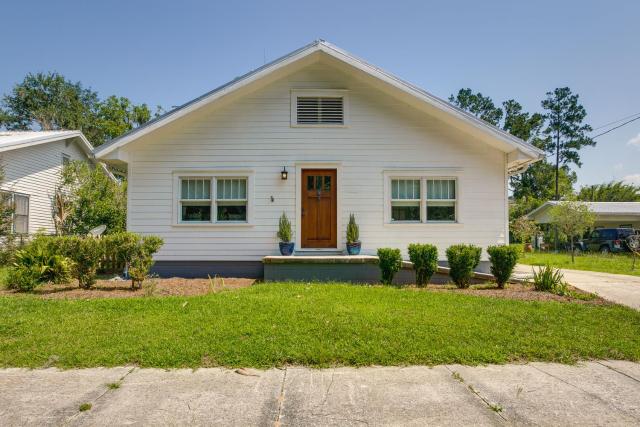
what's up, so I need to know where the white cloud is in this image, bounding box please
[623,174,640,185]
[628,133,640,148]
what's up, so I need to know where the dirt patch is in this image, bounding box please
[418,281,609,305]
[0,277,606,305]
[0,277,256,299]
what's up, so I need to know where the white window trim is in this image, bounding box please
[383,170,463,226]
[172,170,255,227]
[1,190,30,234]
[290,89,349,128]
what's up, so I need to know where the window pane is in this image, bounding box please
[14,215,28,234]
[217,202,247,221]
[427,201,455,221]
[323,176,331,191]
[181,180,188,198]
[391,201,420,221]
[14,195,28,215]
[182,179,211,200]
[181,203,211,221]
[427,179,455,200]
[307,175,314,190]
[217,179,247,200]
[391,179,420,199]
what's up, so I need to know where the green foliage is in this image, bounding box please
[277,212,292,242]
[549,201,596,262]
[6,240,73,291]
[510,216,538,244]
[446,244,481,288]
[55,236,105,289]
[510,161,576,203]
[531,265,567,294]
[377,248,402,286]
[0,165,14,236]
[59,161,126,235]
[407,243,438,287]
[577,181,640,202]
[0,72,159,146]
[448,88,503,125]
[487,245,520,289]
[127,235,163,288]
[346,213,359,243]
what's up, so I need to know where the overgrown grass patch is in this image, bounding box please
[520,252,640,276]
[0,283,639,368]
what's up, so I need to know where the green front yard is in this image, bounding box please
[1,283,639,368]
[520,252,640,277]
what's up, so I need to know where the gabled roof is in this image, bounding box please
[0,130,116,181]
[528,201,640,221]
[94,40,545,165]
[0,130,93,154]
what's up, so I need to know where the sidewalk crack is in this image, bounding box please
[274,367,288,427]
[596,361,640,384]
[444,366,508,422]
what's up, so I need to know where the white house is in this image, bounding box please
[0,130,99,235]
[528,201,640,229]
[95,40,543,277]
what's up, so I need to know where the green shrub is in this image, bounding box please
[6,265,42,291]
[446,244,481,288]
[346,213,359,243]
[54,236,105,289]
[531,265,567,295]
[407,243,438,287]
[7,240,73,290]
[487,245,520,289]
[377,248,403,286]
[128,235,164,288]
[277,212,292,242]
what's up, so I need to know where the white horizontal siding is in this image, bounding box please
[126,62,507,262]
[0,139,87,234]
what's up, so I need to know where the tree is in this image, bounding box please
[58,161,126,235]
[549,201,596,263]
[541,88,595,200]
[449,88,503,125]
[510,216,539,247]
[1,72,158,146]
[577,181,640,202]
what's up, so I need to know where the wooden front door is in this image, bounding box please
[301,169,337,248]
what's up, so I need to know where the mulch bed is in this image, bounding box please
[0,277,607,305]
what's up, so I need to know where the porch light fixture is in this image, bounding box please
[281,167,288,180]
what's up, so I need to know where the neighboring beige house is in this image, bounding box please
[528,201,640,229]
[0,131,96,235]
[95,40,543,277]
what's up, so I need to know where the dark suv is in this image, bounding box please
[577,228,637,254]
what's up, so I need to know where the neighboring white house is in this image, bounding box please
[0,130,97,235]
[95,40,544,277]
[528,201,640,229]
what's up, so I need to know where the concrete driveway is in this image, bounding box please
[514,264,640,310]
[1,361,639,426]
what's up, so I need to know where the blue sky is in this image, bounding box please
[1,0,638,187]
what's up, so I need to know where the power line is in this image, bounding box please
[591,111,640,131]
[592,115,640,139]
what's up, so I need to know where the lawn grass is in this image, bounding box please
[1,283,639,369]
[0,266,8,288]
[519,252,640,276]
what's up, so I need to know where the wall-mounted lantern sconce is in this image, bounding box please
[281,166,288,180]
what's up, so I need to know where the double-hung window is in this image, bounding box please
[178,176,248,224]
[388,177,457,223]
[1,191,29,234]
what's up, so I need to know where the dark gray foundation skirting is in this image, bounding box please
[151,261,264,279]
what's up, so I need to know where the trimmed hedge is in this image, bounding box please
[487,245,520,288]
[377,248,402,286]
[407,243,438,287]
[446,244,481,288]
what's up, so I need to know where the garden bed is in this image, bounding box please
[0,275,603,304]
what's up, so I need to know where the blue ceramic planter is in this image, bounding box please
[346,241,361,255]
[279,241,295,256]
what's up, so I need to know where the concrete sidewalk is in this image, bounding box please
[514,264,640,309]
[1,361,639,426]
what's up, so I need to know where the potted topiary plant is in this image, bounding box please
[346,213,361,255]
[277,212,294,256]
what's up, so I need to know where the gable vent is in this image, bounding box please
[296,96,344,125]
